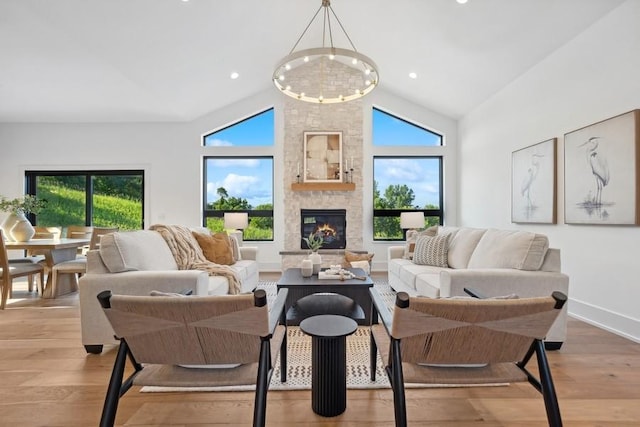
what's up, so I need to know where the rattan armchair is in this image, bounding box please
[97,288,288,427]
[369,288,567,427]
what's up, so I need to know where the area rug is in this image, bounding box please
[250,280,394,389]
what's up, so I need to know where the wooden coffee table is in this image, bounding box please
[276,267,376,326]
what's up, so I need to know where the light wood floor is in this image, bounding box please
[1,272,639,426]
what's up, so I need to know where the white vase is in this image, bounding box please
[301,259,313,277]
[1,212,22,241]
[9,213,35,242]
[309,251,322,275]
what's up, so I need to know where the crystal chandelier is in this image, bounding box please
[272,0,379,104]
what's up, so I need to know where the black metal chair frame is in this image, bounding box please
[369,287,567,427]
[97,288,288,427]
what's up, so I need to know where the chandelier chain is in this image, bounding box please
[327,4,358,52]
[288,4,324,55]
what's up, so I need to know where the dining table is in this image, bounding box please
[6,238,91,298]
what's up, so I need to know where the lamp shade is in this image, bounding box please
[400,212,425,229]
[224,212,248,230]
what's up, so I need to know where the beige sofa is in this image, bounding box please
[387,226,569,348]
[78,229,259,354]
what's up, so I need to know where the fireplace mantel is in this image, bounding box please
[291,183,355,191]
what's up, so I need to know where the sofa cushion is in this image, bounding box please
[412,234,449,267]
[388,257,414,278]
[207,275,231,295]
[467,229,549,271]
[100,230,178,273]
[398,262,440,292]
[415,269,446,298]
[438,227,486,269]
[230,259,258,284]
[192,232,234,265]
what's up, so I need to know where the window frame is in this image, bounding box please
[202,107,275,242]
[371,107,445,241]
[202,155,275,242]
[24,169,145,229]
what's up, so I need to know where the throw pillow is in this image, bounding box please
[466,228,549,271]
[403,226,438,259]
[412,234,450,267]
[343,251,374,270]
[192,232,234,265]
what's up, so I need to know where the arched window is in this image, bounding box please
[372,107,444,240]
[202,108,274,241]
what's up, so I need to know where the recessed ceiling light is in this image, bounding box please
[230,72,239,80]
[409,72,417,79]
[457,0,468,4]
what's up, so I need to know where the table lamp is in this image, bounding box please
[400,211,425,240]
[224,212,248,246]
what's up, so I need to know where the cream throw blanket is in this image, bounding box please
[149,224,241,294]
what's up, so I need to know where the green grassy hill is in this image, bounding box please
[37,184,142,230]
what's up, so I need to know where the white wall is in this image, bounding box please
[459,0,640,342]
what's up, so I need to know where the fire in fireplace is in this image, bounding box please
[300,209,346,249]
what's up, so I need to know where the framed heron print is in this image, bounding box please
[564,110,640,225]
[303,131,343,182]
[512,138,557,224]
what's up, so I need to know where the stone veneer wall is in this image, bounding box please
[281,60,365,269]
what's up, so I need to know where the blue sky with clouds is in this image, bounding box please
[203,108,442,208]
[204,110,274,208]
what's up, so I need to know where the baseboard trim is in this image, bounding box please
[569,299,639,344]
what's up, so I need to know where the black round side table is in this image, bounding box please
[299,314,358,417]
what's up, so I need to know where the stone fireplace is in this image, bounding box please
[280,61,364,270]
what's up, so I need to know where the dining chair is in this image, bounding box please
[1,230,45,309]
[65,225,94,239]
[51,227,118,298]
[65,225,94,255]
[24,226,63,264]
[33,226,62,240]
[369,288,567,427]
[97,288,288,427]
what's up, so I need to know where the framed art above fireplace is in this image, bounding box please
[303,131,343,183]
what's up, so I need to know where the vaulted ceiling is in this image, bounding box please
[0,0,625,123]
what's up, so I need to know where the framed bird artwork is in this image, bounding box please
[512,138,557,224]
[564,109,640,225]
